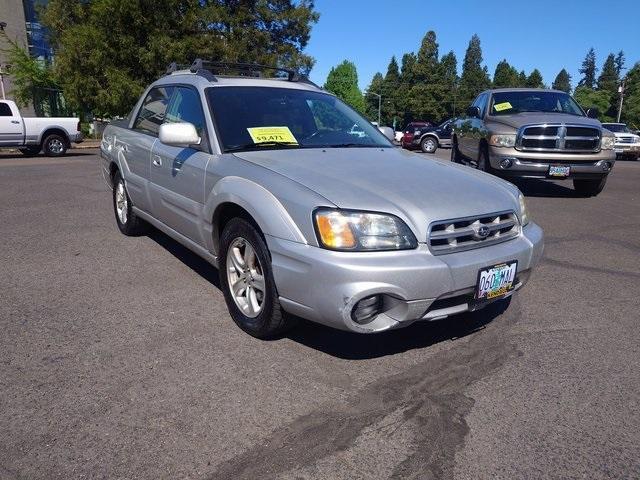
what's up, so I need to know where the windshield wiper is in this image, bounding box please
[225,141,300,152]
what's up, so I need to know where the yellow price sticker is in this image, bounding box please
[247,126,298,144]
[493,102,513,112]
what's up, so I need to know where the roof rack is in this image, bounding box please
[164,58,319,87]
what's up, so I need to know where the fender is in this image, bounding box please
[37,125,72,145]
[204,176,307,254]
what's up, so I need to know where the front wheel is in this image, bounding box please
[420,136,438,154]
[220,218,293,339]
[573,177,607,197]
[112,171,147,235]
[43,134,68,157]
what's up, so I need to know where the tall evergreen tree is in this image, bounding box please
[614,50,626,77]
[398,53,417,123]
[493,59,519,88]
[324,60,365,113]
[440,51,459,117]
[408,31,448,122]
[517,70,527,87]
[621,62,640,129]
[459,34,491,106]
[526,69,545,88]
[597,53,619,94]
[578,48,598,89]
[412,30,439,83]
[365,72,385,122]
[380,56,401,126]
[552,69,572,93]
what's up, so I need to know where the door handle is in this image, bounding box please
[11,120,20,124]
[152,155,162,167]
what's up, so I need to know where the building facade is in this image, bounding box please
[0,0,53,116]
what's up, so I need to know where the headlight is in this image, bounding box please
[314,209,417,251]
[634,136,640,144]
[489,134,516,148]
[601,136,616,150]
[518,193,529,226]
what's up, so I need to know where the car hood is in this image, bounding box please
[487,113,602,130]
[233,147,520,242]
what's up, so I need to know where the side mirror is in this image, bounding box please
[466,106,481,118]
[378,126,395,142]
[159,122,201,147]
[586,108,599,119]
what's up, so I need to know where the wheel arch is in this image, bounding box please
[39,127,71,147]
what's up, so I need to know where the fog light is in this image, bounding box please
[351,295,382,324]
[499,158,514,169]
[601,162,612,172]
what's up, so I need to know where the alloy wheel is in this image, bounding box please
[226,237,265,318]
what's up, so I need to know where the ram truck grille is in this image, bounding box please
[517,124,601,152]
[428,211,520,255]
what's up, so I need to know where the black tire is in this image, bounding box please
[219,217,293,339]
[420,136,438,154]
[19,146,41,156]
[477,146,493,174]
[451,137,464,164]
[43,133,68,157]
[112,171,147,236]
[573,177,607,197]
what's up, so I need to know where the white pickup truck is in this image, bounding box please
[0,99,83,156]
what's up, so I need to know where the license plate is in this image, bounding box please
[549,165,570,177]
[475,261,518,300]
[614,148,623,153]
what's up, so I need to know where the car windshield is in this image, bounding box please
[489,91,585,116]
[602,124,631,133]
[206,86,392,152]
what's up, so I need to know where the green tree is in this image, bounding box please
[614,50,625,77]
[324,60,365,113]
[517,70,527,87]
[526,69,545,88]
[440,51,458,118]
[574,86,614,122]
[397,52,417,124]
[621,62,640,129]
[597,53,619,94]
[41,0,319,117]
[365,72,384,122]
[380,56,401,126]
[459,34,491,107]
[492,59,519,88]
[408,31,447,122]
[552,69,572,93]
[578,47,597,89]
[0,31,64,115]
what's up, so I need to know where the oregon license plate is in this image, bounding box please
[475,261,518,300]
[549,165,570,177]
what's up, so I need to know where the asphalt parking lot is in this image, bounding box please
[1,148,639,480]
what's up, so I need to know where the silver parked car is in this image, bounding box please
[101,60,544,338]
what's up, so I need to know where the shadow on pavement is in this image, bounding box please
[148,229,221,288]
[0,151,97,159]
[286,299,510,360]
[510,178,583,198]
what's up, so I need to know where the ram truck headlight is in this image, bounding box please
[518,193,529,226]
[634,136,640,144]
[489,134,516,148]
[601,136,616,150]
[314,209,417,251]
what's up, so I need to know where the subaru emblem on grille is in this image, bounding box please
[474,225,490,240]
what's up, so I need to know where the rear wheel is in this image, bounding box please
[420,136,438,154]
[43,134,68,157]
[573,177,607,197]
[220,218,293,339]
[450,137,464,164]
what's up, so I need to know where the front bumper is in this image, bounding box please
[488,146,615,179]
[614,144,640,157]
[268,222,544,333]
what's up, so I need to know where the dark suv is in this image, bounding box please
[403,119,454,153]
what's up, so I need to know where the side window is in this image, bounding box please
[0,102,13,116]
[133,86,174,136]
[165,87,206,136]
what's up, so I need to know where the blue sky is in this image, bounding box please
[306,0,640,91]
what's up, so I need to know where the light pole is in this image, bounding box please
[617,77,626,123]
[366,91,382,125]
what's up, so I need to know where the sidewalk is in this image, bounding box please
[74,139,101,149]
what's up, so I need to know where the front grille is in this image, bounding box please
[517,124,601,152]
[618,136,635,144]
[428,211,519,255]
